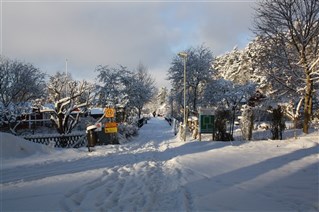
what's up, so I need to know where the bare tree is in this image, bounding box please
[95,65,131,108]
[47,72,74,102]
[0,56,46,107]
[45,72,93,134]
[0,56,46,132]
[253,0,319,133]
[95,63,155,120]
[133,62,156,118]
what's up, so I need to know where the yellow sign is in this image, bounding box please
[105,127,118,133]
[104,122,118,134]
[105,122,117,128]
[104,108,115,118]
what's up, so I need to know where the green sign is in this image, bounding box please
[200,115,214,133]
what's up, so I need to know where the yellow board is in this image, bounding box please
[104,108,115,118]
[105,127,118,133]
[105,122,117,128]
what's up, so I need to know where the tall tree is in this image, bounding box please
[167,45,214,113]
[157,87,168,106]
[96,63,155,120]
[0,56,46,131]
[214,47,248,84]
[253,0,319,133]
[0,56,46,107]
[133,63,156,118]
[95,65,131,108]
[47,72,74,102]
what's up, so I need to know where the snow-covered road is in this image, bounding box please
[1,118,193,211]
[59,118,193,211]
[1,117,318,211]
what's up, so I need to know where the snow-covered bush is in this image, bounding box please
[0,102,34,134]
[214,108,233,141]
[117,123,139,139]
[74,116,97,131]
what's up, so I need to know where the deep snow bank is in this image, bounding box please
[0,132,53,159]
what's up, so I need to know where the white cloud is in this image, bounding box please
[2,1,257,88]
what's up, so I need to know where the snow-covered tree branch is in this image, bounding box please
[167,44,214,113]
[0,56,46,132]
[95,63,155,122]
[252,0,319,133]
[45,72,93,134]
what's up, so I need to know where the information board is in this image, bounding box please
[199,115,215,134]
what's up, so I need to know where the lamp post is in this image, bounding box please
[178,52,187,141]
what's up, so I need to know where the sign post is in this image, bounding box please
[199,108,215,141]
[93,107,119,144]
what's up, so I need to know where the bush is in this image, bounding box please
[214,108,233,141]
[270,105,285,140]
[117,123,139,138]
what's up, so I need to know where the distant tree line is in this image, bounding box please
[95,62,156,121]
[0,56,155,134]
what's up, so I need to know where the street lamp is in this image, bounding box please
[178,52,187,141]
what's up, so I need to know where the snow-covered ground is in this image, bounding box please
[1,117,318,211]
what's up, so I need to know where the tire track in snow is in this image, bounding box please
[60,155,193,211]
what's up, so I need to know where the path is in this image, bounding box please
[60,117,193,211]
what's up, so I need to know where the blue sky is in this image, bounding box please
[1,0,257,88]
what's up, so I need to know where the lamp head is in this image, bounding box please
[178,52,188,58]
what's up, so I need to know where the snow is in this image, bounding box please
[0,133,53,160]
[1,117,318,211]
[89,107,104,115]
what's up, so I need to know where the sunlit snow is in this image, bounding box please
[1,117,318,211]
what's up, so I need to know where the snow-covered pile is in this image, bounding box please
[0,132,53,159]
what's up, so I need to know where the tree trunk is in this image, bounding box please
[138,108,142,119]
[303,69,313,134]
[241,106,254,141]
[193,86,197,112]
[299,46,313,134]
[230,106,236,137]
[58,113,64,134]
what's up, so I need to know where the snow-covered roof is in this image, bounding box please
[0,102,33,114]
[89,108,104,115]
[42,103,55,110]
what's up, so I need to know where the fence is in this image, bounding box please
[23,133,87,148]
